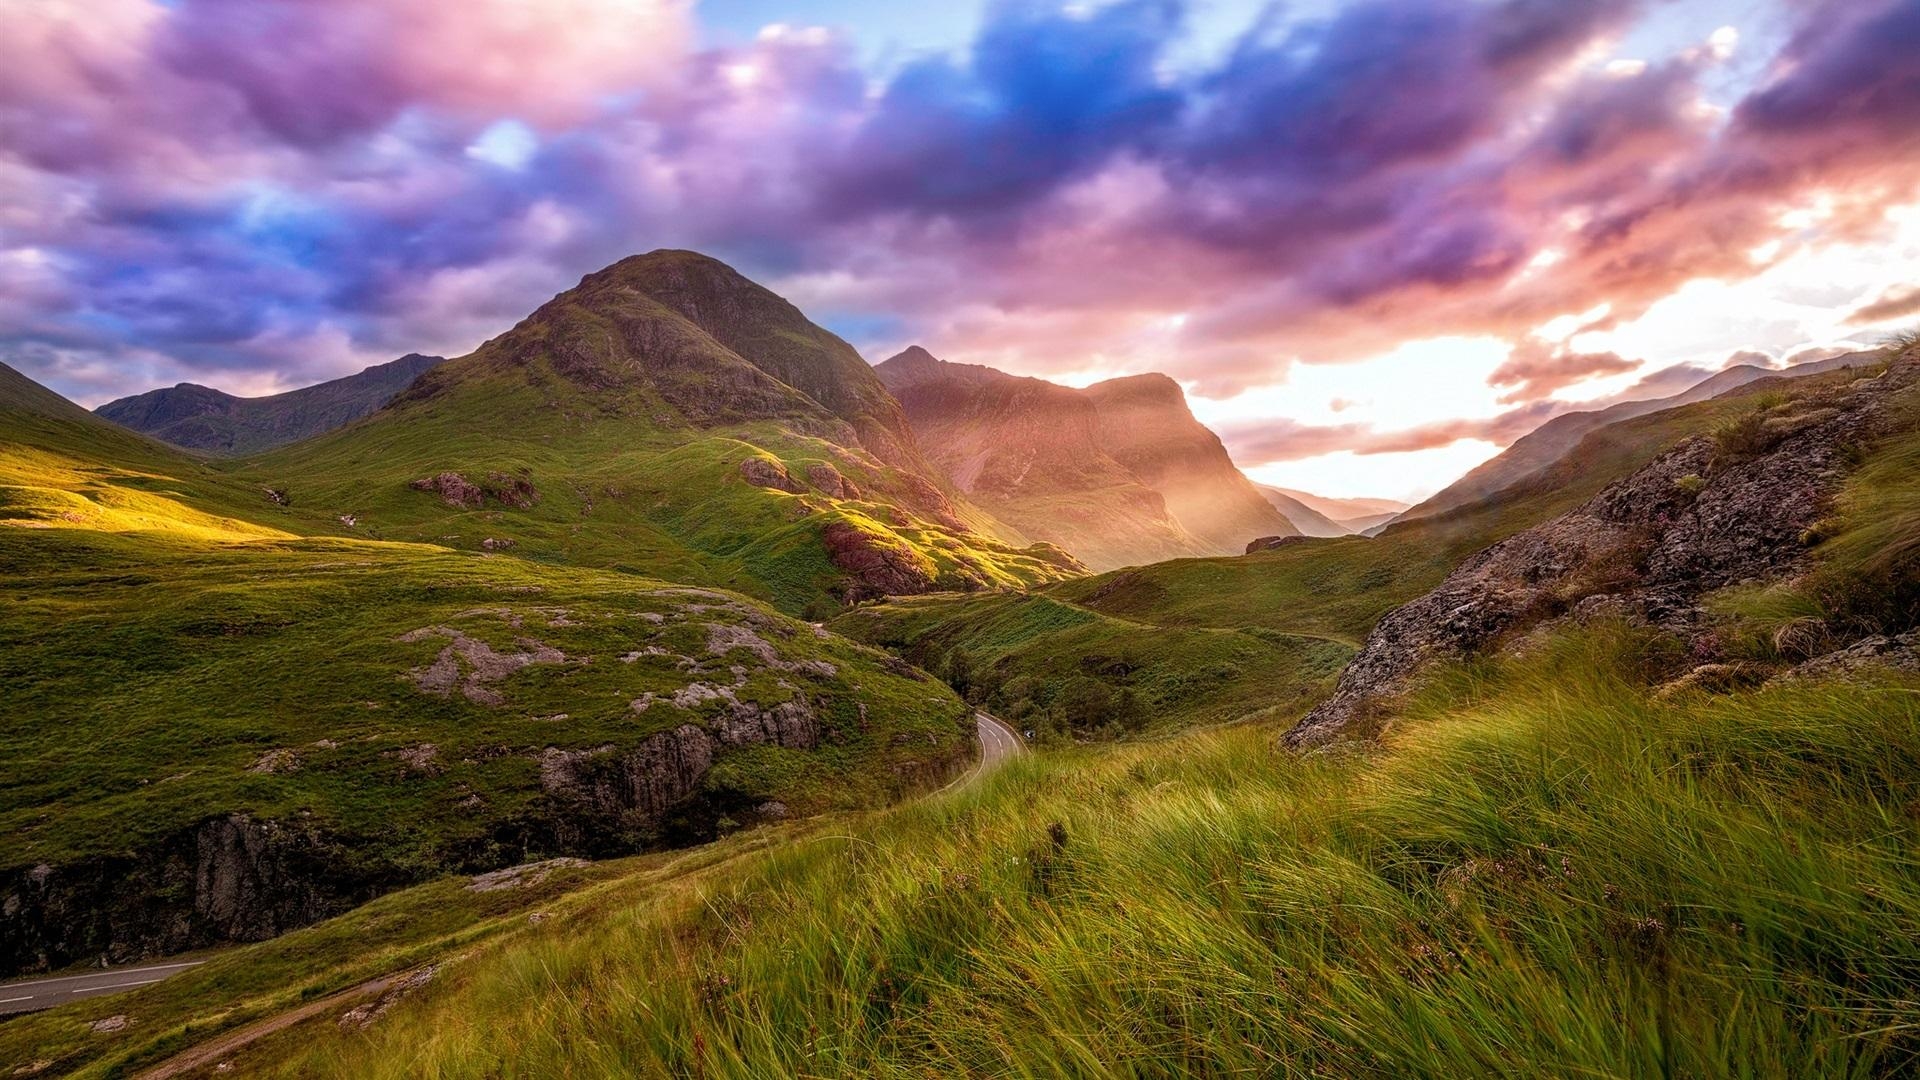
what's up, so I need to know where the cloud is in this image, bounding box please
[3,0,1920,418]
[1848,284,1920,325]
[1217,400,1560,466]
[1488,338,1639,403]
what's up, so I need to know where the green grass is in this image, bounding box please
[832,592,1352,740]
[0,828,813,1079]
[0,364,993,973]
[0,529,975,872]
[232,360,1078,616]
[828,363,1913,746]
[219,623,1920,1078]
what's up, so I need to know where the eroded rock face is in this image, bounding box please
[1287,358,1917,749]
[740,457,804,493]
[822,521,940,599]
[541,686,821,828]
[409,471,540,510]
[807,462,860,499]
[1246,535,1308,554]
[1,814,398,976]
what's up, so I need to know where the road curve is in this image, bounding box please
[944,712,1024,793]
[0,959,207,1016]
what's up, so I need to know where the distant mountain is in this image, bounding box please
[1256,486,1410,536]
[1254,486,1350,537]
[1267,488,1408,522]
[238,251,1079,611]
[876,350,1293,570]
[94,353,446,455]
[1394,349,1883,526]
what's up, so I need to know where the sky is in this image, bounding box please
[3,1,1919,501]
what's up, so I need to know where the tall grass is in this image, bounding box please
[254,625,1920,1078]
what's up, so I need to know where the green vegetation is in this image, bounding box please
[833,593,1351,740]
[826,371,1880,744]
[205,623,1920,1078]
[0,832,803,1078]
[0,530,970,870]
[1,358,985,974]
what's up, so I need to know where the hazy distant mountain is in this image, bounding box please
[1081,374,1298,556]
[1254,486,1351,537]
[94,353,446,455]
[876,350,1294,569]
[1393,349,1883,526]
[1263,487,1409,533]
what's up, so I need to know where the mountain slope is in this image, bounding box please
[238,253,1080,612]
[1397,349,1883,525]
[1267,487,1407,524]
[94,353,445,455]
[1082,374,1297,553]
[877,350,1292,569]
[1293,350,1916,747]
[0,358,985,976]
[876,348,1213,570]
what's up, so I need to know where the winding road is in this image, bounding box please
[0,714,1025,1018]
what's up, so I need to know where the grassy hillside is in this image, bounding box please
[830,362,1900,747]
[191,620,1920,1078]
[0,359,993,975]
[832,593,1353,741]
[227,255,1080,616]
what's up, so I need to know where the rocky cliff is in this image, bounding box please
[1288,354,1916,749]
[877,349,1292,569]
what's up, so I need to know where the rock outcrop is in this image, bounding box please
[409,471,540,511]
[1246,535,1309,554]
[740,456,804,493]
[822,521,941,599]
[1288,356,1914,749]
[1,815,402,975]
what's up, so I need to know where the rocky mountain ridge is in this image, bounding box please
[1289,353,1916,748]
[876,348,1294,570]
[1393,349,1885,528]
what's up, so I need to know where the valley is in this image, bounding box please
[4,255,1918,1078]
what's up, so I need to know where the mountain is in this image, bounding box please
[0,355,987,977]
[94,352,445,455]
[876,348,1224,570]
[1255,486,1351,537]
[1080,373,1297,555]
[876,349,1295,569]
[1266,487,1408,526]
[237,251,1080,611]
[1394,349,1883,526]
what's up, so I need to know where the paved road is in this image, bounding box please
[945,712,1024,793]
[0,960,206,1016]
[975,712,1024,771]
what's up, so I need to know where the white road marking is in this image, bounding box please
[72,977,166,993]
[1,960,204,990]
[0,995,33,1004]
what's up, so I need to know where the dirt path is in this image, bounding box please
[134,970,416,1080]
